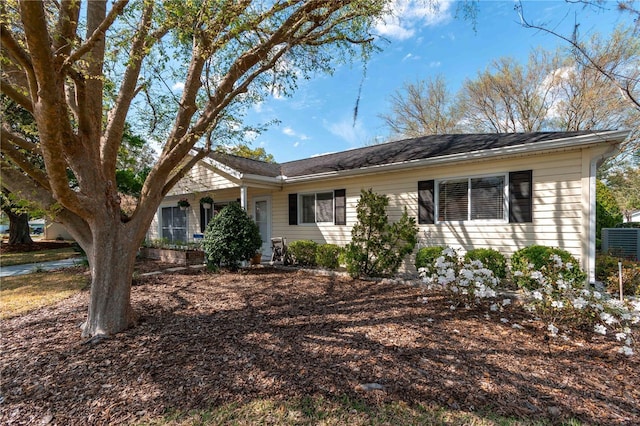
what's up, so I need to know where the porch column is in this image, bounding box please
[240,185,248,211]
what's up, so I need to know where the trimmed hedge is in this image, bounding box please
[288,240,318,267]
[415,246,445,271]
[464,248,507,279]
[511,245,586,289]
[316,244,342,269]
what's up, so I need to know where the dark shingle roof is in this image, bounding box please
[209,132,608,179]
[209,151,282,177]
[280,132,594,177]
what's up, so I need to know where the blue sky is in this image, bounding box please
[240,1,628,163]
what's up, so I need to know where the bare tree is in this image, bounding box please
[516,1,640,155]
[380,75,461,138]
[0,0,393,338]
[458,49,562,133]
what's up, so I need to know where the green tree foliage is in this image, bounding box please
[221,145,276,163]
[345,189,418,278]
[202,203,262,271]
[596,180,623,246]
[605,165,640,222]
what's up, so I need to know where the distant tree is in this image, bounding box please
[596,180,623,246]
[606,165,640,222]
[458,50,561,132]
[517,3,640,154]
[0,190,32,245]
[221,144,276,163]
[380,75,461,137]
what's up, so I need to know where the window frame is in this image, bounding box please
[298,191,335,225]
[435,173,508,224]
[160,205,189,243]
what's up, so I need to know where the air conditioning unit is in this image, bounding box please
[602,228,640,260]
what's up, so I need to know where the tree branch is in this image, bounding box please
[102,1,154,178]
[62,0,129,68]
[0,79,33,113]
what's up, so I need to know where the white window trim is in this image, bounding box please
[158,204,190,243]
[435,173,508,224]
[299,191,334,225]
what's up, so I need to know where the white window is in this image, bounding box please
[437,175,506,222]
[300,192,334,224]
[161,206,187,243]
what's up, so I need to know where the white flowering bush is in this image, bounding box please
[523,253,640,356]
[418,247,498,305]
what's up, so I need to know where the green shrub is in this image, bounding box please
[596,254,640,296]
[464,248,507,279]
[345,189,418,278]
[288,240,318,267]
[415,246,444,272]
[202,202,262,271]
[511,245,586,289]
[316,244,342,269]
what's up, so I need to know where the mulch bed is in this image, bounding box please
[1,268,638,425]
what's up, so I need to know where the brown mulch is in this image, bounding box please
[1,268,639,425]
[0,240,76,254]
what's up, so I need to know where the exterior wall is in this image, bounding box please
[152,145,605,275]
[44,222,74,240]
[271,147,597,273]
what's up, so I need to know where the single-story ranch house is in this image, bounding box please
[147,130,629,282]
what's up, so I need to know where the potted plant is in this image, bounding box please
[177,198,190,210]
[200,195,214,209]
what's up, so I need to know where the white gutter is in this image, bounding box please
[284,130,629,183]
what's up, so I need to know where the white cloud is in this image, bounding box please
[171,81,185,91]
[282,126,309,140]
[326,117,367,147]
[429,61,441,68]
[293,141,300,148]
[375,0,453,40]
[402,53,422,61]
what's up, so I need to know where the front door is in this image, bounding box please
[253,196,271,258]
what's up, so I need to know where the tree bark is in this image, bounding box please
[80,217,138,338]
[3,207,33,245]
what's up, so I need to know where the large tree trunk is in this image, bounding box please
[80,219,138,338]
[5,208,33,245]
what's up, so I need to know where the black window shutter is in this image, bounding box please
[288,193,298,225]
[509,170,533,223]
[418,180,435,224]
[199,203,206,233]
[334,189,346,225]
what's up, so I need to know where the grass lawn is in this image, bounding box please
[145,396,577,426]
[0,247,79,266]
[0,269,88,319]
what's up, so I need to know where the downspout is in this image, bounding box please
[240,185,248,211]
[588,144,620,284]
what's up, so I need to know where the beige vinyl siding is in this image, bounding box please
[168,162,238,196]
[272,148,593,272]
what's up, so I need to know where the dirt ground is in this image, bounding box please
[1,267,638,425]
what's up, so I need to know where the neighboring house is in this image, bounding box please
[624,210,640,223]
[148,130,629,282]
